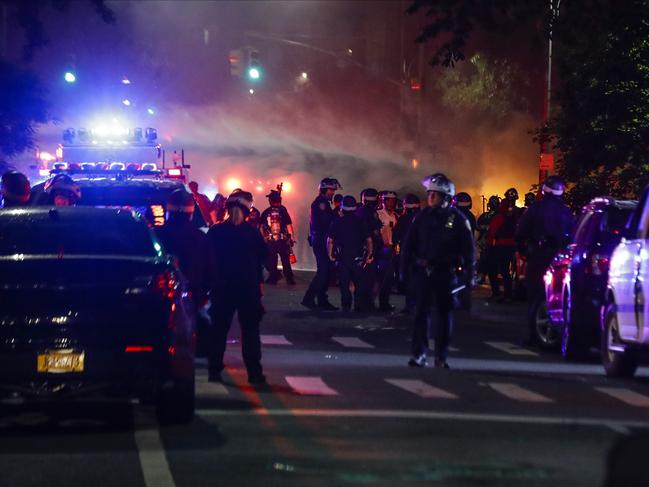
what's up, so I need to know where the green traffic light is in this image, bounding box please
[248,67,260,80]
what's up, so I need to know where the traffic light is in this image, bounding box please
[247,50,262,81]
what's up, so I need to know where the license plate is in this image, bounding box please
[37,350,85,373]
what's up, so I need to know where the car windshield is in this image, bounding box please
[0,217,157,257]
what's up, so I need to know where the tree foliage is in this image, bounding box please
[0,61,49,158]
[436,52,528,123]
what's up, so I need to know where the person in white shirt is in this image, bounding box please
[376,191,399,311]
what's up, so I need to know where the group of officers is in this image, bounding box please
[1,167,574,376]
[302,173,573,368]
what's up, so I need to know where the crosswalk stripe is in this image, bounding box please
[332,336,374,349]
[488,383,553,403]
[485,341,539,356]
[260,334,292,346]
[285,376,339,396]
[595,387,649,407]
[385,379,458,399]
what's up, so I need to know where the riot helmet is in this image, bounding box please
[44,174,81,206]
[360,188,378,205]
[422,173,456,198]
[379,190,398,211]
[1,171,30,206]
[226,189,254,217]
[454,192,472,210]
[341,195,357,212]
[524,192,536,207]
[504,187,519,202]
[542,175,566,196]
[333,193,343,207]
[167,189,195,215]
[487,195,500,212]
[319,178,342,190]
[403,193,420,209]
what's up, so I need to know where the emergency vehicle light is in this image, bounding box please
[109,162,126,171]
[142,163,158,171]
[167,168,182,177]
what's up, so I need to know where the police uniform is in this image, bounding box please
[328,204,371,311]
[393,203,420,311]
[207,192,268,383]
[402,179,475,366]
[516,186,574,343]
[303,191,337,309]
[355,201,382,310]
[261,204,295,284]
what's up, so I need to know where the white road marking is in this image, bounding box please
[133,407,176,487]
[595,387,649,407]
[260,334,292,346]
[485,341,539,356]
[488,383,553,403]
[385,379,458,399]
[332,336,374,349]
[285,376,339,396]
[197,408,649,430]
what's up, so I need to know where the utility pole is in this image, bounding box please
[540,0,561,186]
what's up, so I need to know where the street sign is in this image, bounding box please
[539,153,554,171]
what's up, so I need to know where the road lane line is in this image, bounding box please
[133,407,176,487]
[488,383,553,403]
[595,387,649,407]
[285,376,339,396]
[485,341,539,356]
[385,379,458,399]
[332,336,374,349]
[196,408,649,430]
[261,334,292,346]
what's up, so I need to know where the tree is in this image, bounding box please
[436,52,528,124]
[408,0,649,205]
[0,0,114,161]
[0,61,48,159]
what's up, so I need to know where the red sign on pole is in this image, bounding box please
[539,153,554,171]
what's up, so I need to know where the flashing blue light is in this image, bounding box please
[122,77,131,85]
[248,67,260,80]
[64,72,76,83]
[122,99,131,106]
[147,107,155,115]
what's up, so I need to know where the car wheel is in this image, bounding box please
[156,376,195,425]
[532,296,560,350]
[601,302,637,378]
[561,292,590,361]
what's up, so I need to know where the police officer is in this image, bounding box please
[1,171,30,207]
[523,192,536,211]
[356,188,383,311]
[393,193,421,314]
[401,173,475,368]
[44,174,81,206]
[207,190,268,384]
[327,195,373,311]
[156,189,211,355]
[486,199,519,302]
[188,181,214,225]
[504,187,522,217]
[302,177,341,310]
[376,190,399,311]
[476,195,500,284]
[454,192,477,234]
[516,175,574,345]
[261,189,296,285]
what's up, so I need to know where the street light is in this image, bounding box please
[301,72,308,80]
[64,71,76,83]
[248,67,260,80]
[122,99,131,106]
[147,107,155,115]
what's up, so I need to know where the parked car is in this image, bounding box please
[603,187,649,377]
[0,207,195,423]
[537,197,636,356]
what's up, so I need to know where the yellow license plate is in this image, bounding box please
[37,350,85,373]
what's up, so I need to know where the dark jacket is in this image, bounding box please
[156,215,210,303]
[206,219,268,298]
[309,194,334,244]
[515,194,574,252]
[355,203,383,252]
[401,206,475,281]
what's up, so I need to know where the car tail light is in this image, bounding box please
[591,254,610,275]
[153,270,178,299]
[125,346,153,353]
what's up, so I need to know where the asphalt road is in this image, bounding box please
[2,271,649,487]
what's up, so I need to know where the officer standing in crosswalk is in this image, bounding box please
[401,173,475,368]
[302,177,342,310]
